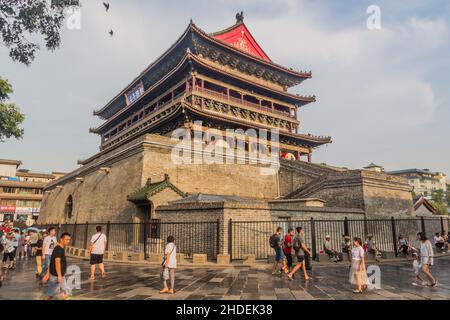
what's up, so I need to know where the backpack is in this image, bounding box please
[293,236,301,252]
[269,234,278,248]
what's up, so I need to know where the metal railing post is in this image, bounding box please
[310,217,317,261]
[84,221,89,249]
[421,216,426,236]
[105,221,110,251]
[216,219,220,258]
[344,217,349,236]
[363,217,368,237]
[72,223,77,247]
[143,222,148,259]
[391,217,398,256]
[228,219,233,261]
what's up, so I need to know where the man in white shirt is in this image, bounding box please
[2,233,16,269]
[41,227,57,278]
[88,226,107,280]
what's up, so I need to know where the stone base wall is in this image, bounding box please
[40,134,278,224]
[284,169,414,218]
[156,201,272,256]
[156,200,367,257]
[39,152,143,224]
[142,139,277,200]
[361,171,414,217]
[39,134,414,225]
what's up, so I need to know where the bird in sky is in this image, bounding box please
[103,2,110,12]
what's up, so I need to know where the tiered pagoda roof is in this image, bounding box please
[89,13,332,155]
[93,18,313,120]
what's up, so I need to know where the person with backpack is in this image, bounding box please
[287,227,312,281]
[283,228,295,272]
[270,227,287,275]
[88,226,108,280]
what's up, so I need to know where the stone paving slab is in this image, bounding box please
[1,255,450,300]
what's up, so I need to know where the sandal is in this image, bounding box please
[352,289,363,294]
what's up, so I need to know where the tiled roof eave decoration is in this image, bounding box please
[182,102,332,147]
[127,174,188,204]
[192,23,310,79]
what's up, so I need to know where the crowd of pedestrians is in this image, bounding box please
[0,217,447,298]
[269,226,443,293]
[0,220,111,299]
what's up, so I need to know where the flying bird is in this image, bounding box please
[109,29,114,37]
[103,2,110,12]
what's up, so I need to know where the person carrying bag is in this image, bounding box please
[160,236,176,294]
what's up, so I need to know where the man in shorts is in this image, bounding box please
[88,226,107,280]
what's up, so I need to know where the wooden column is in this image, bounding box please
[185,78,190,92]
[307,152,312,163]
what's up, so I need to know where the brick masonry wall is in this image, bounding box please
[278,166,316,197]
[141,136,278,200]
[39,134,414,226]
[39,152,144,224]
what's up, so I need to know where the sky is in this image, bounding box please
[0,0,449,177]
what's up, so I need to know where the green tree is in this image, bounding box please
[0,77,24,141]
[0,0,80,141]
[0,0,81,65]
[446,188,450,207]
[430,189,448,216]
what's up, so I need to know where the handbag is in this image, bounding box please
[88,233,103,254]
[161,245,175,267]
[161,267,170,281]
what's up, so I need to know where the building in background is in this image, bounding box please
[387,168,447,199]
[413,196,437,216]
[363,163,385,173]
[0,159,65,223]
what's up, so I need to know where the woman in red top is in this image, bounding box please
[283,228,295,272]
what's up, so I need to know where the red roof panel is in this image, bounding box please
[213,23,271,62]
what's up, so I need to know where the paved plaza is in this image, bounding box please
[1,256,450,300]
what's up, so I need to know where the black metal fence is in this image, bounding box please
[230,216,449,260]
[36,220,219,260]
[36,216,449,262]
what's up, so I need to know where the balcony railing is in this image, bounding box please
[191,86,293,119]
